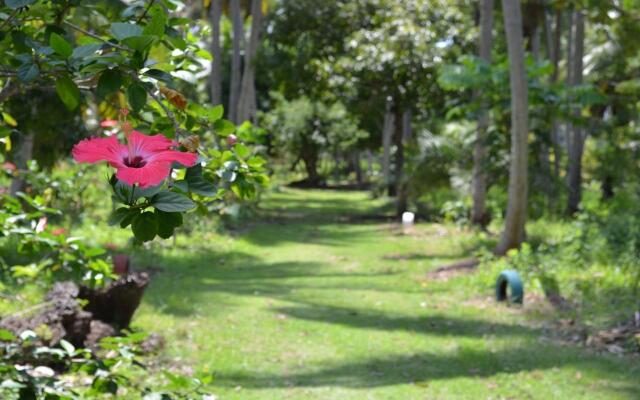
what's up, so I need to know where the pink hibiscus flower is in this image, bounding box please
[72,130,197,188]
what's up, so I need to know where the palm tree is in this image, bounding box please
[236,0,263,123]
[470,0,494,227]
[209,0,223,105]
[495,0,529,255]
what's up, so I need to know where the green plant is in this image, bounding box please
[0,329,212,399]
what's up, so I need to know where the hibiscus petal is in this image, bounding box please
[72,136,126,164]
[128,130,174,157]
[115,160,172,188]
[147,149,198,167]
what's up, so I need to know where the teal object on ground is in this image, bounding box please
[495,269,523,304]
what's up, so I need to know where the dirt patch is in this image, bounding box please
[463,294,640,355]
[383,253,430,261]
[426,258,479,281]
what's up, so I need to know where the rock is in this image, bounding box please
[0,272,150,349]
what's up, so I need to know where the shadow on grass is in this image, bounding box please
[271,303,533,338]
[238,220,383,247]
[259,195,392,218]
[136,249,421,316]
[211,347,639,392]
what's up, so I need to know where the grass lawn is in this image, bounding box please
[128,188,639,399]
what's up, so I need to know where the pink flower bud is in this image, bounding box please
[227,134,237,146]
[100,120,119,128]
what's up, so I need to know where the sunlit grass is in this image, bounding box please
[121,188,640,399]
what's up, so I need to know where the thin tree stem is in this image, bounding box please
[63,21,130,52]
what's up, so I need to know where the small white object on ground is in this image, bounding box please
[402,212,415,226]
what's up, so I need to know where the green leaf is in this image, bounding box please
[110,23,143,41]
[131,212,157,242]
[108,207,131,226]
[144,69,173,84]
[155,209,182,239]
[151,191,195,212]
[135,183,163,199]
[247,155,266,169]
[195,49,212,60]
[2,112,17,127]
[55,76,81,110]
[0,328,17,341]
[185,165,217,197]
[143,5,166,37]
[97,69,122,99]
[49,33,72,58]
[214,119,236,136]
[172,180,189,193]
[127,83,147,112]
[5,0,36,9]
[208,105,224,123]
[113,180,132,204]
[155,209,183,228]
[17,62,39,82]
[122,35,155,52]
[120,209,139,228]
[72,43,102,59]
[234,143,251,159]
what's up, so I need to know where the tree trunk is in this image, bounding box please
[495,0,529,255]
[300,137,321,184]
[9,133,34,195]
[209,0,223,105]
[237,0,262,123]
[228,0,243,123]
[394,106,407,215]
[546,8,563,212]
[382,100,395,196]
[471,0,494,227]
[566,10,585,215]
[402,109,412,141]
[601,175,614,200]
[353,152,363,185]
[531,10,552,204]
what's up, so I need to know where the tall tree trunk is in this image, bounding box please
[531,11,552,204]
[382,100,395,196]
[495,0,529,255]
[237,0,262,123]
[10,133,34,195]
[566,9,585,215]
[545,8,563,212]
[471,0,494,227]
[402,110,412,141]
[228,0,243,123]
[209,0,223,105]
[394,106,407,215]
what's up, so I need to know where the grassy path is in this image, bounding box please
[134,188,640,399]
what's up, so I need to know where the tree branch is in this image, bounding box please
[136,0,157,23]
[63,21,131,52]
[0,8,19,32]
[144,82,184,140]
